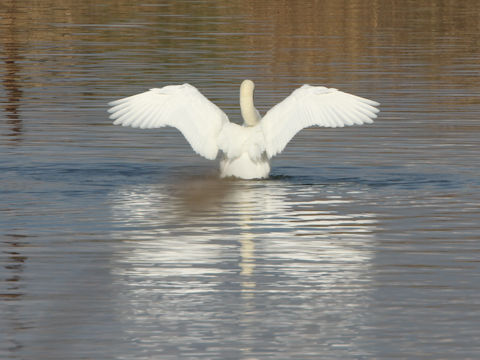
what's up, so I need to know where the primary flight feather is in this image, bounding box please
[108,80,379,179]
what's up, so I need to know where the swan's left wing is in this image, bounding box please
[108,84,229,160]
[260,85,380,158]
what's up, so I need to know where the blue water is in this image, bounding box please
[1,1,480,359]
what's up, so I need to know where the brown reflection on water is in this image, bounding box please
[1,234,28,353]
[1,0,478,81]
[237,1,480,89]
[169,175,233,213]
[1,235,28,301]
[0,0,477,119]
[1,0,24,141]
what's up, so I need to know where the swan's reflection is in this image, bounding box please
[109,177,378,356]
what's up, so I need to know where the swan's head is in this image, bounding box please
[240,79,255,94]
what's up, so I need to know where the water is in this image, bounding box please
[1,1,479,359]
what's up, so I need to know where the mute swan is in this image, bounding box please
[108,80,379,179]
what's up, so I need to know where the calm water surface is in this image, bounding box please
[1,1,479,359]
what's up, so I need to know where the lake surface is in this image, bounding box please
[1,1,479,359]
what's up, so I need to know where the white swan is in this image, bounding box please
[108,80,379,179]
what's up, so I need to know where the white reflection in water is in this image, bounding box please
[110,178,378,287]
[109,178,378,355]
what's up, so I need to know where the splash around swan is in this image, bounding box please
[108,80,379,179]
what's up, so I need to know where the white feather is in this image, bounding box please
[260,85,380,158]
[108,84,228,160]
[217,122,265,162]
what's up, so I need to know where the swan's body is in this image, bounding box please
[108,80,379,179]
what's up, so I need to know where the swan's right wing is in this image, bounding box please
[108,84,229,160]
[260,85,380,158]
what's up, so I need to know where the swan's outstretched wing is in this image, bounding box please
[260,85,380,158]
[108,84,229,160]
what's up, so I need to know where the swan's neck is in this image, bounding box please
[240,80,260,127]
